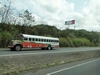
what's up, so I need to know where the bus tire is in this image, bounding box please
[14,45,21,51]
[47,46,51,50]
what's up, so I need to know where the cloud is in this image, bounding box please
[2,0,75,29]
[22,0,75,28]
[2,0,100,31]
[79,0,100,31]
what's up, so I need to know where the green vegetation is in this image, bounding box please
[0,23,100,47]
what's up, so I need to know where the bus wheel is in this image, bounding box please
[47,46,51,50]
[14,45,21,51]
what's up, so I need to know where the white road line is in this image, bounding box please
[1,49,82,57]
[0,49,98,57]
[0,51,71,57]
[47,58,100,75]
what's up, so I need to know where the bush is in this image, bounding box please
[72,38,91,47]
[59,38,69,47]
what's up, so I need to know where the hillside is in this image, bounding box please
[0,23,100,47]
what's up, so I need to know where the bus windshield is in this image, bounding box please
[17,34,23,40]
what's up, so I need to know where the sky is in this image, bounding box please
[1,0,100,31]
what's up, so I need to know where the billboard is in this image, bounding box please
[65,20,75,25]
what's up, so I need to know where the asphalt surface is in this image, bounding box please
[1,47,100,75]
[47,58,100,75]
[18,57,100,75]
[0,47,100,57]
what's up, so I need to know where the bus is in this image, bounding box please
[8,34,59,51]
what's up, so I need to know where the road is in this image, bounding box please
[1,47,100,75]
[0,47,100,57]
[18,57,100,75]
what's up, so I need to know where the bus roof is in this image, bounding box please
[21,34,59,40]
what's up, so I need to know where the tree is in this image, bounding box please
[0,0,14,24]
[19,10,35,26]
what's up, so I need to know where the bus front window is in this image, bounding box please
[17,34,23,40]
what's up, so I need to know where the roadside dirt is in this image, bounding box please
[0,50,100,75]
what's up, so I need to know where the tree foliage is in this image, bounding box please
[0,23,100,47]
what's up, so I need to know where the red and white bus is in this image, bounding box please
[8,34,59,51]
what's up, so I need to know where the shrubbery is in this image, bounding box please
[59,37,92,47]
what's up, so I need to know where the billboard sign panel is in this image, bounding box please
[65,20,75,25]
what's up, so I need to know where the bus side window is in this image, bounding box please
[50,40,52,42]
[41,39,43,42]
[57,40,59,42]
[29,38,31,41]
[39,39,41,41]
[44,39,46,42]
[49,40,50,42]
[32,38,35,41]
[36,38,38,41]
[47,39,48,42]
[24,38,28,41]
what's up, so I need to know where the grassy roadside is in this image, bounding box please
[0,50,100,75]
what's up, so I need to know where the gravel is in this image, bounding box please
[0,50,100,75]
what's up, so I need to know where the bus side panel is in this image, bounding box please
[22,42,48,48]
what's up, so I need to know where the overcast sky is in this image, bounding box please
[1,0,100,31]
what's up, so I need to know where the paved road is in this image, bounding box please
[0,47,100,57]
[47,58,100,75]
[18,57,100,75]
